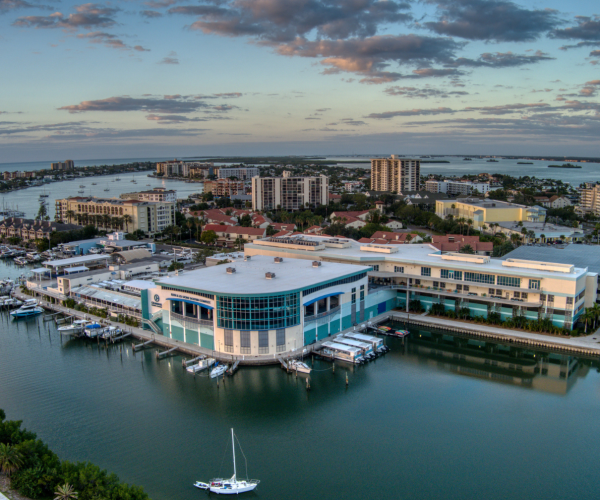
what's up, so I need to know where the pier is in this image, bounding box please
[156,346,178,359]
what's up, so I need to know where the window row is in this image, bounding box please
[302,272,367,296]
[224,328,286,347]
[217,293,299,330]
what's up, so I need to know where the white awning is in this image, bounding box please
[64,266,89,273]
[31,268,51,274]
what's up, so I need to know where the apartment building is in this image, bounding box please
[244,235,598,330]
[55,196,175,236]
[156,160,216,178]
[425,179,490,195]
[3,171,37,180]
[251,175,329,211]
[120,187,176,203]
[0,218,81,242]
[218,167,259,180]
[435,198,546,230]
[51,160,74,171]
[203,179,247,197]
[577,183,600,216]
[371,156,420,193]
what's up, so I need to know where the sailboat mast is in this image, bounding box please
[231,428,237,479]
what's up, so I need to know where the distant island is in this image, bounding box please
[518,162,533,164]
[548,163,582,169]
[421,160,450,163]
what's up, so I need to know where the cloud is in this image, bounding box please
[551,15,600,41]
[447,51,554,68]
[145,0,177,8]
[172,0,413,42]
[141,10,162,18]
[134,45,150,52]
[558,41,600,51]
[0,0,47,12]
[315,108,331,112]
[341,118,367,126]
[305,117,320,120]
[59,95,210,114]
[159,51,179,64]
[145,114,212,123]
[384,86,469,98]
[13,3,119,30]
[424,0,560,42]
[465,103,551,115]
[591,50,600,57]
[366,107,456,119]
[77,31,125,49]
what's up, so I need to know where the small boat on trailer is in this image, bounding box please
[194,428,260,495]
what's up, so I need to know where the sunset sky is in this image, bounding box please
[1,0,599,161]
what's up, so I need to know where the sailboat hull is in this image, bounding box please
[209,482,258,494]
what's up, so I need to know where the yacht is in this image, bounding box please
[186,358,215,373]
[10,299,44,318]
[288,359,311,374]
[0,296,22,308]
[58,319,89,337]
[116,177,121,181]
[210,363,228,378]
[194,429,260,495]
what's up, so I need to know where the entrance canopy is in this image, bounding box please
[166,297,214,310]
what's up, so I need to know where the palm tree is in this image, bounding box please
[66,210,75,224]
[510,233,521,245]
[583,309,595,333]
[54,483,78,500]
[540,233,546,243]
[466,218,473,236]
[172,226,181,243]
[187,219,195,242]
[102,214,111,230]
[234,236,247,251]
[123,214,133,233]
[0,443,23,478]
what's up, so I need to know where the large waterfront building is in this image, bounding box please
[144,255,396,356]
[55,196,175,236]
[435,198,546,230]
[244,235,598,330]
[251,174,329,211]
[425,180,490,196]
[203,179,247,197]
[0,217,81,242]
[218,167,259,180]
[51,160,74,171]
[577,183,600,216]
[120,187,176,203]
[156,160,216,178]
[370,156,420,193]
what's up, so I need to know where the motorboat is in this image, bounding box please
[194,429,259,495]
[0,296,22,308]
[79,184,85,188]
[288,359,311,374]
[92,182,97,185]
[210,363,228,378]
[10,299,43,318]
[186,358,215,373]
[84,322,104,338]
[14,257,29,266]
[57,319,89,337]
[100,326,122,339]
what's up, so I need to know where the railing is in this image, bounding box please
[304,305,341,323]
[170,311,213,327]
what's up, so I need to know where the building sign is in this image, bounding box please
[172,292,212,306]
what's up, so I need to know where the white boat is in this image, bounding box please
[210,363,228,378]
[0,296,22,308]
[194,429,260,495]
[186,358,215,373]
[10,299,43,318]
[288,359,311,374]
[13,257,29,266]
[100,326,122,339]
[57,319,89,337]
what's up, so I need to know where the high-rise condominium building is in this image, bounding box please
[370,155,420,193]
[218,167,259,180]
[51,160,74,171]
[578,183,600,216]
[252,175,329,211]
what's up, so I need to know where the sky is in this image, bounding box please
[1,0,599,162]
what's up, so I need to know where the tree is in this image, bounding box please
[36,203,47,221]
[200,230,217,245]
[65,210,75,224]
[0,443,24,478]
[460,244,475,254]
[239,214,252,227]
[172,226,181,243]
[234,236,247,251]
[186,219,195,241]
[54,483,78,500]
[123,214,132,233]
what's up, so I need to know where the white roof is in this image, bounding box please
[43,254,111,267]
[246,236,588,281]
[31,267,51,274]
[64,266,89,273]
[123,280,156,290]
[157,255,369,295]
[71,286,141,310]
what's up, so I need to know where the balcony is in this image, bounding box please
[170,311,214,327]
[304,305,341,324]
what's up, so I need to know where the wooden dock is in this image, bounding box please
[156,346,178,359]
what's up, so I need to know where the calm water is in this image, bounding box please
[1,260,600,500]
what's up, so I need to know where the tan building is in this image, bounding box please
[371,156,420,193]
[203,179,246,197]
[156,159,216,178]
[0,217,81,242]
[251,175,329,211]
[578,183,600,216]
[51,160,74,171]
[55,196,175,236]
[120,187,176,203]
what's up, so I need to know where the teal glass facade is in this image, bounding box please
[217,293,300,331]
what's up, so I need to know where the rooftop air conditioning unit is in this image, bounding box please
[226,267,236,274]
[265,272,276,279]
[274,257,283,263]
[312,261,321,267]
[244,255,251,261]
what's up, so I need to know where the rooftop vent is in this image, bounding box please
[312,261,321,267]
[265,272,276,279]
[243,255,251,261]
[274,257,283,263]
[226,267,236,274]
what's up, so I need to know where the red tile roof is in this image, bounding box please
[203,224,265,236]
[430,234,493,252]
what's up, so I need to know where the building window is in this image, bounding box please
[548,295,554,303]
[439,282,446,288]
[433,281,439,288]
[489,288,495,295]
[240,331,251,354]
[276,328,285,347]
[360,290,364,301]
[541,294,546,301]
[394,266,404,273]
[217,293,299,331]
[514,291,520,298]
[498,276,521,287]
[464,272,495,284]
[521,293,528,300]
[421,267,431,277]
[566,297,574,305]
[224,329,233,346]
[301,272,367,297]
[529,279,540,290]
[441,269,462,280]
[456,284,462,291]
[258,330,269,354]
[463,285,469,292]
[372,265,380,272]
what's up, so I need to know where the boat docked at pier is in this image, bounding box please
[210,363,228,378]
[57,319,89,337]
[288,359,311,374]
[83,322,104,338]
[0,296,22,308]
[334,336,374,359]
[13,257,29,266]
[320,341,364,364]
[194,429,260,495]
[186,358,215,373]
[344,332,389,353]
[10,299,43,318]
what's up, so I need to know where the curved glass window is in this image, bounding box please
[217,293,300,331]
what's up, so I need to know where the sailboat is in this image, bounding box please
[194,429,260,494]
